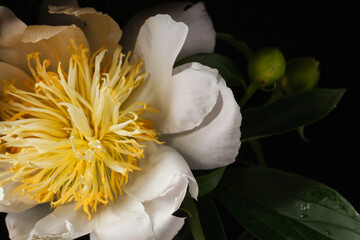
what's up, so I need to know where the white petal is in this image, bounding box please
[0,24,88,75]
[129,14,188,107]
[5,204,51,240]
[90,232,99,240]
[0,181,37,213]
[91,196,154,240]
[163,76,242,169]
[121,2,215,61]
[22,25,75,43]
[48,6,122,55]
[29,203,90,239]
[39,0,80,26]
[155,62,220,134]
[0,62,34,99]
[171,2,216,60]
[124,143,197,203]
[0,6,27,46]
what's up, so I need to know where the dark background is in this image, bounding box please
[0,0,358,239]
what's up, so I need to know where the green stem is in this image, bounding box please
[182,193,205,240]
[265,87,284,105]
[239,82,258,108]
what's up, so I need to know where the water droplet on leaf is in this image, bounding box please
[300,203,310,212]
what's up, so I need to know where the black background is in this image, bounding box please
[0,0,358,239]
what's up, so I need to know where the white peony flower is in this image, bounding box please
[0,1,241,239]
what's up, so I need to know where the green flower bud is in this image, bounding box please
[248,47,286,87]
[280,57,320,94]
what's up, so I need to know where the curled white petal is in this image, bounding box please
[164,66,242,169]
[125,143,197,240]
[143,175,188,239]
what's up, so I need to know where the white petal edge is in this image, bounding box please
[172,2,216,60]
[90,196,155,240]
[124,143,198,203]
[154,62,220,134]
[0,62,34,99]
[124,143,197,239]
[48,6,122,55]
[128,14,188,108]
[0,6,27,46]
[143,175,189,240]
[163,72,242,169]
[29,190,159,240]
[121,2,215,61]
[0,24,89,75]
[29,203,90,239]
[5,204,52,240]
[39,0,80,26]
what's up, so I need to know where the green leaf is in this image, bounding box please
[196,167,226,197]
[216,32,254,59]
[198,194,228,240]
[182,193,206,240]
[238,231,257,240]
[174,53,247,87]
[249,140,266,167]
[241,88,345,141]
[214,167,360,240]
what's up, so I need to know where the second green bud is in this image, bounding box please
[280,57,320,94]
[248,47,286,87]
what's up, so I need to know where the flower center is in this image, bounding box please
[0,40,159,219]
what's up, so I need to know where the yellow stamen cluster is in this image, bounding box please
[0,41,159,218]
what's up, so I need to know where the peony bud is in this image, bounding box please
[280,57,320,94]
[248,47,286,87]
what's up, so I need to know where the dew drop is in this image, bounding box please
[300,203,310,212]
[299,214,308,218]
[326,231,331,235]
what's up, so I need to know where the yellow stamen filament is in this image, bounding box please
[0,40,159,219]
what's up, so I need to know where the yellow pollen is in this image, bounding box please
[0,40,159,219]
